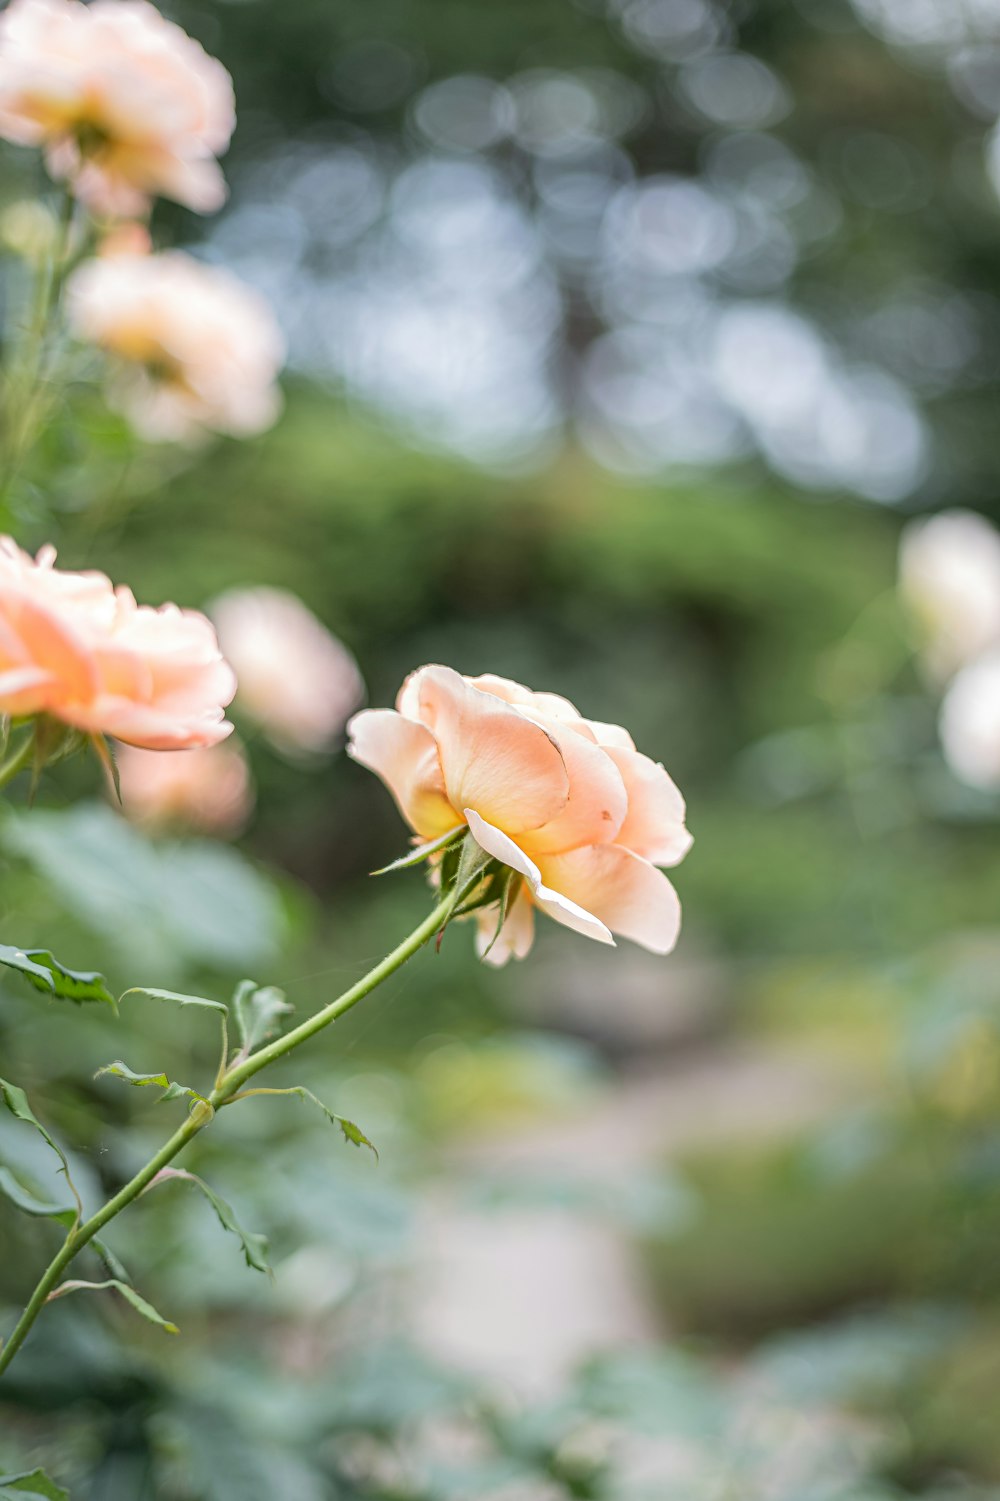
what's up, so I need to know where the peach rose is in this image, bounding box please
[66,249,284,443]
[0,536,235,749]
[117,739,253,835]
[0,0,234,218]
[210,587,365,756]
[347,667,692,965]
[899,510,1000,681]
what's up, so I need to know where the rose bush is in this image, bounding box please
[348,666,692,964]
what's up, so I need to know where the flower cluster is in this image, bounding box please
[899,510,1000,791]
[0,0,234,218]
[348,666,691,964]
[0,537,235,750]
[67,248,285,442]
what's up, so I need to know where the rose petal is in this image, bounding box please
[347,708,460,839]
[518,716,628,856]
[416,666,569,835]
[606,746,693,867]
[464,808,615,947]
[536,843,682,955]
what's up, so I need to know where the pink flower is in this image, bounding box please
[0,0,234,218]
[117,739,253,835]
[66,249,284,443]
[210,587,365,756]
[0,537,235,749]
[347,667,692,965]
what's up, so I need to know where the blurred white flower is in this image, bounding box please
[117,740,254,836]
[66,248,284,443]
[939,648,1000,791]
[210,587,365,756]
[898,509,1000,680]
[0,0,234,218]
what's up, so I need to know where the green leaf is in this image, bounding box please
[3,802,286,974]
[0,1164,126,1279]
[0,1079,80,1217]
[0,1165,74,1228]
[47,1278,177,1334]
[0,1468,70,1500]
[119,985,227,1014]
[371,825,465,876]
[242,1085,378,1160]
[148,1168,270,1275]
[232,980,292,1054]
[95,1060,209,1107]
[0,943,115,1008]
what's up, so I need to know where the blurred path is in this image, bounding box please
[410,1042,857,1397]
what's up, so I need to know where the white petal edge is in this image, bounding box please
[464,808,615,948]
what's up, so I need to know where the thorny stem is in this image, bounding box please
[0,886,459,1379]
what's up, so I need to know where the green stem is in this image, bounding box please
[0,888,457,1379]
[0,1111,202,1378]
[212,888,457,1104]
[0,734,35,792]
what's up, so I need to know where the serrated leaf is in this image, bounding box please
[0,1078,80,1217]
[95,1060,209,1107]
[0,1468,70,1500]
[119,985,227,1014]
[147,1168,270,1275]
[0,944,115,1008]
[47,1278,178,1334]
[232,980,292,1054]
[371,824,465,876]
[239,1085,378,1160]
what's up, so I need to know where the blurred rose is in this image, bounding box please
[210,587,365,756]
[899,510,1000,680]
[66,249,284,443]
[0,537,235,749]
[0,0,234,218]
[348,667,691,965]
[117,739,253,836]
[939,649,1000,792]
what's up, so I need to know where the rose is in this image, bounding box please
[66,249,284,443]
[210,587,364,756]
[347,666,692,965]
[116,739,253,834]
[0,537,235,749]
[0,0,234,218]
[899,510,1000,681]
